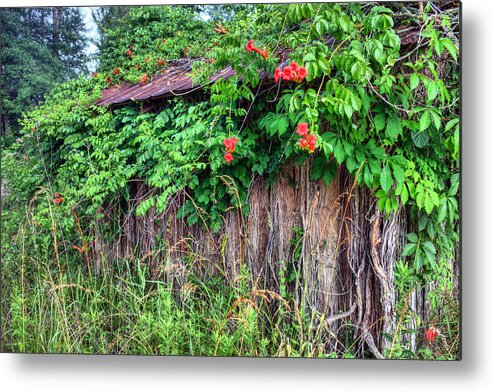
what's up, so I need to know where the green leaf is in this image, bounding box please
[415,247,424,270]
[392,162,405,185]
[363,164,373,187]
[380,164,393,193]
[449,173,459,196]
[310,155,326,180]
[374,113,386,132]
[437,201,447,223]
[422,241,437,269]
[406,232,419,243]
[410,73,419,90]
[333,139,346,164]
[339,14,351,32]
[323,163,337,187]
[431,111,441,130]
[426,82,439,102]
[420,111,431,132]
[402,243,417,257]
[441,38,458,61]
[424,193,435,214]
[411,131,430,148]
[400,184,409,205]
[385,115,402,141]
[445,118,459,132]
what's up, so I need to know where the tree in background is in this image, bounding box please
[0,7,87,135]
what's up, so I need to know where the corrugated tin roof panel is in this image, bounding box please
[96,62,236,106]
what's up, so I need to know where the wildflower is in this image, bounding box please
[298,138,309,149]
[245,39,255,52]
[282,66,294,81]
[140,74,149,84]
[112,67,121,75]
[307,133,317,152]
[224,152,234,164]
[223,137,238,153]
[297,66,308,80]
[72,245,83,254]
[213,23,228,34]
[156,59,166,66]
[290,61,299,72]
[91,72,99,78]
[275,62,308,83]
[105,76,113,85]
[296,123,309,137]
[258,48,269,60]
[129,45,134,50]
[425,326,439,343]
[125,49,133,57]
[274,68,282,83]
[245,40,268,59]
[296,123,317,153]
[53,192,64,205]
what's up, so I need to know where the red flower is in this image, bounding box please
[105,76,113,85]
[140,74,149,84]
[275,62,308,83]
[274,68,282,83]
[297,66,308,80]
[125,49,133,57]
[307,133,317,152]
[425,326,439,343]
[156,59,166,66]
[224,152,234,164]
[245,39,255,52]
[257,47,269,60]
[112,67,120,75]
[282,66,294,81]
[298,138,309,149]
[296,123,317,153]
[53,193,64,205]
[246,40,268,59]
[129,45,134,50]
[91,72,99,78]
[296,123,309,137]
[223,137,238,153]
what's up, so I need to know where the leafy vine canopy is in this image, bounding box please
[14,3,459,274]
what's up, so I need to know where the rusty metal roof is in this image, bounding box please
[96,30,419,107]
[96,60,236,106]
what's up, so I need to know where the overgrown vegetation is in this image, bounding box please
[1,2,460,358]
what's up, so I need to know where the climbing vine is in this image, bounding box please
[6,2,459,284]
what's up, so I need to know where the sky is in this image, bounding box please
[80,6,99,72]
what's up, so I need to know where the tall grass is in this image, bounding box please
[0,187,459,359]
[0,196,334,356]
